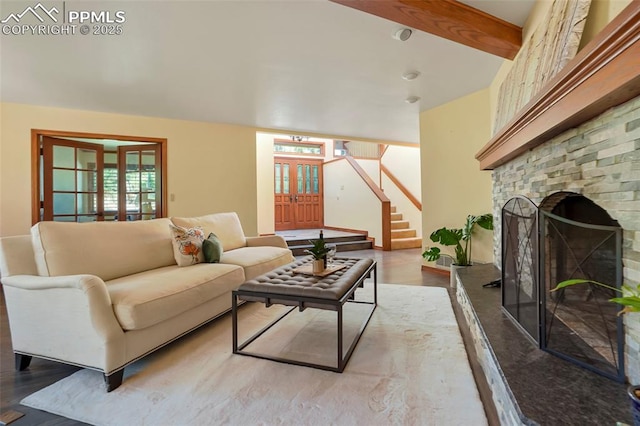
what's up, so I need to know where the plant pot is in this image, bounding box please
[312,259,325,273]
[629,385,640,426]
[450,264,467,289]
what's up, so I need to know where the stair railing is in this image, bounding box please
[344,155,392,250]
[380,164,422,211]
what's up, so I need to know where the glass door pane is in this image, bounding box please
[283,164,290,194]
[305,165,311,194]
[297,164,303,193]
[140,150,157,220]
[312,165,319,194]
[126,151,141,220]
[275,164,281,194]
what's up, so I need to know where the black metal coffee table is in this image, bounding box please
[232,257,377,372]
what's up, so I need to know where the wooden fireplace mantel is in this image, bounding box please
[475,1,640,171]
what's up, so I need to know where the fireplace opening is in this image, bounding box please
[502,191,625,382]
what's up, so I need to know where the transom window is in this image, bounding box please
[273,140,324,156]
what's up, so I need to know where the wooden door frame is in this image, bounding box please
[31,129,168,225]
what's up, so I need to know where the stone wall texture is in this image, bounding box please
[491,95,640,384]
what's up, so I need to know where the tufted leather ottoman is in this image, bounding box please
[232,256,377,372]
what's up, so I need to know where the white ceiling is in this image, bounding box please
[0,0,534,144]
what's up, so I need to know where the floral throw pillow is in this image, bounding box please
[169,224,205,266]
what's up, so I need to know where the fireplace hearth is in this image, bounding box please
[456,264,633,425]
[502,191,624,381]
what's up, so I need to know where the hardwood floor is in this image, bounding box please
[0,248,497,426]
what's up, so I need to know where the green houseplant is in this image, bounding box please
[305,238,330,260]
[305,237,330,273]
[422,213,494,266]
[552,279,640,425]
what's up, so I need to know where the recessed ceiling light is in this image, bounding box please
[402,71,421,81]
[405,96,420,104]
[392,28,412,41]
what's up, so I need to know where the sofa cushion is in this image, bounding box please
[171,213,246,251]
[106,263,244,330]
[220,246,294,281]
[31,219,176,281]
[202,233,223,263]
[169,224,205,266]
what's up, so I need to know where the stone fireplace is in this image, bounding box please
[457,4,640,422]
[492,94,640,383]
[474,3,640,385]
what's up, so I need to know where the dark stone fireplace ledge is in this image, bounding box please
[455,263,632,425]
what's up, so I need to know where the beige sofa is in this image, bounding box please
[0,212,294,391]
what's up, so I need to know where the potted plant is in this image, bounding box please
[552,279,640,425]
[422,213,494,287]
[305,237,330,273]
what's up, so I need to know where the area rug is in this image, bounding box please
[21,284,487,425]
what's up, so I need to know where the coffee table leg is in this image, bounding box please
[373,264,378,305]
[232,292,238,353]
[337,304,344,372]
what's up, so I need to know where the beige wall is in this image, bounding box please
[420,89,494,264]
[324,159,383,245]
[0,103,415,241]
[256,132,276,235]
[354,159,380,184]
[382,145,421,200]
[0,102,259,237]
[580,0,633,49]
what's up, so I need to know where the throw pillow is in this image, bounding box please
[202,232,224,263]
[169,224,205,266]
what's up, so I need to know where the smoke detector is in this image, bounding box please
[402,71,421,81]
[405,96,421,104]
[392,28,412,41]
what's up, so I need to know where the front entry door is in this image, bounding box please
[274,158,323,230]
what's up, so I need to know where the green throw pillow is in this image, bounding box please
[202,233,223,263]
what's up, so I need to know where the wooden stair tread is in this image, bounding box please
[391,228,416,236]
[390,220,410,230]
[390,236,422,250]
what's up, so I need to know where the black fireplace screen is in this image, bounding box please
[502,196,539,343]
[502,192,624,382]
[540,209,624,382]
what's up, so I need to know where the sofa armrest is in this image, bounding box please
[2,273,111,293]
[245,235,289,249]
[2,274,125,372]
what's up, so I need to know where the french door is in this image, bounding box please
[117,145,161,221]
[40,137,161,222]
[42,136,104,222]
[274,158,323,230]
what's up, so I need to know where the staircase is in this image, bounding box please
[390,206,422,250]
[285,233,373,256]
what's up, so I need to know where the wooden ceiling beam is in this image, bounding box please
[329,0,522,59]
